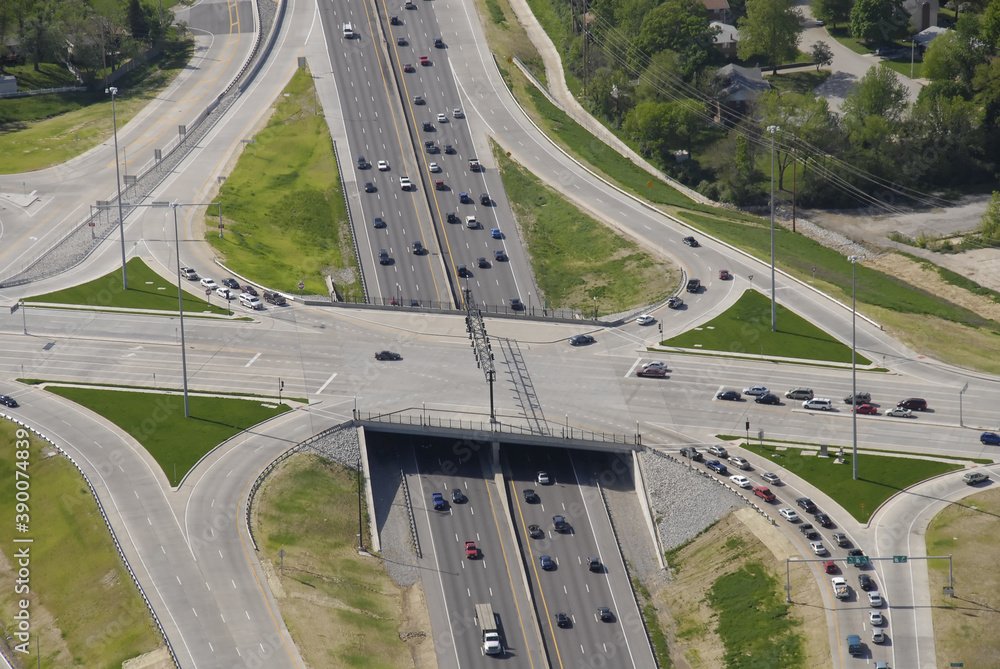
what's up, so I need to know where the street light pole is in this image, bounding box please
[849,255,862,480]
[171,203,191,417]
[106,86,128,290]
[767,125,780,331]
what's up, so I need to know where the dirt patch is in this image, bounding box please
[121,647,175,669]
[655,509,829,669]
[926,487,1000,668]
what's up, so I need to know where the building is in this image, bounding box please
[714,63,770,122]
[710,21,739,59]
[903,0,939,33]
[701,0,730,23]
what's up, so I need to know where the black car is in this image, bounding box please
[798,523,818,539]
[0,395,18,408]
[373,216,386,228]
[816,513,833,527]
[241,285,258,296]
[552,515,570,532]
[555,612,571,628]
[679,446,702,461]
[510,298,524,311]
[480,193,491,205]
[451,488,465,503]
[682,236,699,247]
[424,140,439,153]
[457,265,471,278]
[716,390,741,401]
[494,249,507,261]
[528,524,543,538]
[422,121,433,131]
[434,37,444,47]
[796,497,817,513]
[898,397,928,410]
[523,489,539,503]
[569,334,595,346]
[444,144,456,154]
[755,393,780,405]
[357,155,368,169]
[848,548,865,557]
[389,14,401,24]
[597,606,614,622]
[477,257,490,268]
[459,192,472,203]
[222,278,240,289]
[374,350,401,360]
[588,556,602,572]
[263,290,286,305]
[379,249,391,265]
[412,94,424,104]
[412,241,424,254]
[858,573,874,590]
[364,181,376,193]
[396,36,407,46]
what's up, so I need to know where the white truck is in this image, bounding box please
[831,576,850,599]
[475,603,502,656]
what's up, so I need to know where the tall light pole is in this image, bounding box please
[106,86,128,290]
[171,203,191,418]
[849,254,863,480]
[767,125,780,331]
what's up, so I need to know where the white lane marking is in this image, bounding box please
[244,353,261,367]
[316,372,338,394]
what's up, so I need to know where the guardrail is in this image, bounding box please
[399,469,421,559]
[331,139,368,303]
[1,414,180,668]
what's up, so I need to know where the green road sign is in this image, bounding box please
[893,555,908,563]
[847,555,871,565]
[951,663,964,667]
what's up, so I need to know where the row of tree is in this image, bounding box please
[0,0,169,80]
[557,0,1000,208]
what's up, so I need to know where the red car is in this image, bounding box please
[752,486,776,502]
[435,180,445,190]
[855,403,878,415]
[465,541,479,559]
[403,63,415,72]
[637,366,667,378]
[719,269,731,280]
[824,561,837,574]
[419,55,430,65]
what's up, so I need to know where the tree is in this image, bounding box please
[810,41,834,69]
[984,0,1000,51]
[812,0,853,28]
[636,0,718,77]
[727,133,763,204]
[736,0,803,74]
[623,100,702,160]
[126,0,149,43]
[842,64,909,124]
[978,191,1000,247]
[903,94,984,185]
[849,0,909,44]
[757,90,838,189]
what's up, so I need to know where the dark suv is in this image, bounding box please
[263,290,286,305]
[844,391,871,404]
[897,397,927,411]
[796,497,817,513]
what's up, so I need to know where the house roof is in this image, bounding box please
[914,25,949,46]
[710,21,739,45]
[701,0,730,10]
[715,64,770,100]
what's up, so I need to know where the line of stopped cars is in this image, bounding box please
[713,385,932,418]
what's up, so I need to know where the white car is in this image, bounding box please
[743,385,769,396]
[761,472,781,485]
[809,541,827,555]
[872,629,885,643]
[429,162,441,173]
[436,113,447,122]
[200,278,218,290]
[216,287,234,300]
[636,314,655,325]
[377,159,389,171]
[642,361,666,370]
[729,475,751,489]
[869,610,883,626]
[778,508,799,522]
[868,591,883,607]
[400,177,412,190]
[886,406,914,418]
[536,471,551,485]
[453,108,464,118]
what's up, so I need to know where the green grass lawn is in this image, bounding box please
[44,387,289,484]
[0,40,194,174]
[676,212,1000,330]
[766,70,833,94]
[829,27,872,55]
[664,289,871,363]
[761,447,960,521]
[0,422,163,667]
[29,257,230,314]
[707,560,804,669]
[255,453,416,669]
[209,67,360,298]
[493,141,676,311]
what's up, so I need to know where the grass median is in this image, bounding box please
[0,421,164,668]
[209,67,360,299]
[44,387,289,485]
[493,140,676,312]
[254,453,424,668]
[663,289,871,363]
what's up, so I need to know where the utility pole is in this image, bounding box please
[767,125,780,332]
[791,133,797,234]
[106,86,128,290]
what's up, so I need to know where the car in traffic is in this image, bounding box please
[719,269,731,280]
[477,257,489,268]
[682,236,699,247]
[799,523,818,539]
[964,471,989,484]
[778,508,799,522]
[523,489,539,503]
[216,287,234,300]
[816,513,833,527]
[886,406,914,417]
[755,393,780,405]
[373,216,386,228]
[413,241,425,255]
[785,388,814,400]
[686,278,701,292]
[377,159,389,171]
[803,398,833,411]
[858,573,874,590]
[707,445,728,458]
[453,108,463,117]
[434,37,444,47]
[872,629,885,644]
[832,532,850,547]
[981,432,1000,445]
[796,497,817,513]
[844,391,871,404]
[824,561,837,574]
[509,298,523,310]
[705,460,729,475]
[528,524,543,538]
[667,296,683,308]
[869,610,883,626]
[729,474,751,488]
[400,177,413,190]
[428,161,441,172]
[200,277,218,290]
[357,155,368,169]
[536,471,551,485]
[364,181,376,192]
[588,556,602,572]
[539,555,555,570]
[456,265,471,278]
[753,486,775,502]
[379,249,391,265]
[637,366,667,378]
[436,112,447,122]
[680,446,703,461]
[452,488,465,503]
[761,472,780,485]
[554,612,571,628]
[743,385,769,396]
[810,541,827,555]
[897,397,927,410]
[854,403,878,415]
[728,456,750,470]
[569,334,595,346]
[716,390,741,401]
[425,140,439,153]
[494,249,506,261]
[0,395,19,408]
[419,55,430,66]
[465,541,478,558]
[263,290,286,305]
[403,62,415,72]
[491,228,503,239]
[597,606,614,622]
[431,492,446,510]
[480,193,491,205]
[552,515,570,532]
[374,350,402,361]
[241,285,258,296]
[636,314,655,325]
[180,266,198,280]
[868,591,883,607]
[459,192,471,203]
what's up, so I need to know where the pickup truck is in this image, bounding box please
[686,278,701,292]
[831,577,849,599]
[465,541,478,559]
[180,267,199,280]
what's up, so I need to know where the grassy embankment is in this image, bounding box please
[208,67,361,299]
[0,421,164,668]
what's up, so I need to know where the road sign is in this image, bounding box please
[893,555,908,563]
[298,281,305,291]
[951,663,964,667]
[205,289,211,296]
[846,555,871,566]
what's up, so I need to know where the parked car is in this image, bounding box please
[637,366,667,378]
[761,472,780,485]
[897,397,927,410]
[716,390,741,401]
[778,508,799,522]
[753,486,776,502]
[374,350,402,360]
[707,445,728,458]
[729,474,752,488]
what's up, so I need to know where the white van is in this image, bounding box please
[803,398,832,411]
[239,294,262,310]
[343,23,355,38]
